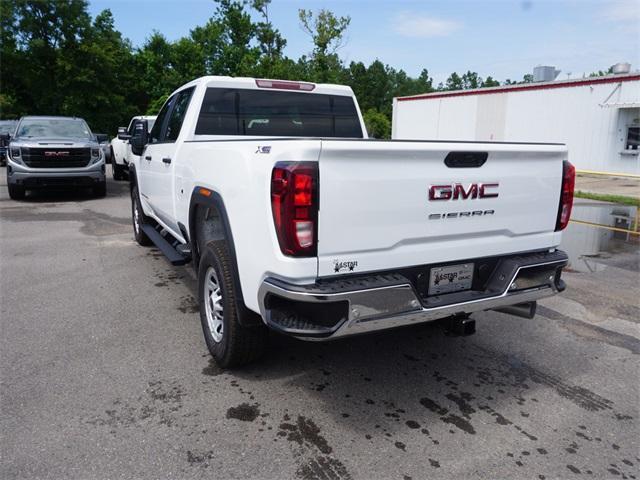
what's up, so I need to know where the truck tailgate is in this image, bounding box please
[317,140,566,277]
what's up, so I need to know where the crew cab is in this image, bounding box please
[110,115,156,180]
[128,76,574,368]
[4,116,106,199]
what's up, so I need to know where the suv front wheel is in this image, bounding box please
[8,183,25,200]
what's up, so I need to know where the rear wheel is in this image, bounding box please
[198,241,266,368]
[131,185,152,246]
[8,183,25,200]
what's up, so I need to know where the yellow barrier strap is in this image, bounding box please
[570,219,640,235]
[576,169,640,179]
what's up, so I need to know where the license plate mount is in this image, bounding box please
[428,263,474,296]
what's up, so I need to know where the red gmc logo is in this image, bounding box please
[44,151,70,157]
[429,183,499,201]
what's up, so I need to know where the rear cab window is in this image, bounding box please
[195,88,364,138]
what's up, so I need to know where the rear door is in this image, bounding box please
[316,140,566,277]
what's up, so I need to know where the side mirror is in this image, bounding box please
[117,127,129,140]
[0,133,10,146]
[130,120,149,156]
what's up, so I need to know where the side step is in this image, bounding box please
[141,224,191,266]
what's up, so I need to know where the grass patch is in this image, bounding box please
[574,190,640,207]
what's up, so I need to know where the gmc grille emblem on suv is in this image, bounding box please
[44,151,70,157]
[429,183,499,201]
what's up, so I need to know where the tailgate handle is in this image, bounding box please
[444,151,488,168]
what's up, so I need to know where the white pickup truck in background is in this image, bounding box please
[127,76,575,368]
[110,115,156,180]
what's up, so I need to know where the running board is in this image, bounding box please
[140,224,191,266]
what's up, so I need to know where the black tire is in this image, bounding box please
[93,180,107,197]
[131,185,152,246]
[8,183,25,200]
[198,241,266,368]
[112,159,125,181]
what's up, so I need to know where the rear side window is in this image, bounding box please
[195,88,363,138]
[165,87,195,142]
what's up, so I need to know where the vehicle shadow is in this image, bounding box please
[7,177,129,203]
[175,259,608,444]
[150,246,630,475]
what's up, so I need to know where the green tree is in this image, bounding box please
[61,9,141,132]
[444,72,463,90]
[135,32,182,111]
[298,9,350,82]
[482,76,500,87]
[461,71,481,89]
[252,0,293,78]
[213,0,260,76]
[0,1,21,117]
[363,108,391,139]
[12,0,92,114]
[589,66,614,77]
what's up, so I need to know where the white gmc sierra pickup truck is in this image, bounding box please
[128,76,574,368]
[110,115,156,180]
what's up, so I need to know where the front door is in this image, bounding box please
[138,95,174,226]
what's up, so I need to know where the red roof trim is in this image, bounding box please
[397,74,640,102]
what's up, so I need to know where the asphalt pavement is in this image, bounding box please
[1,168,638,480]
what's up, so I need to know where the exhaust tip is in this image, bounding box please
[493,301,537,319]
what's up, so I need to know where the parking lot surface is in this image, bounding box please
[1,169,638,480]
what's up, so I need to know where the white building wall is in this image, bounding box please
[393,77,640,175]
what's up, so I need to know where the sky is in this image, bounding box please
[87,0,640,85]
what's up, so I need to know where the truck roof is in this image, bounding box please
[175,76,355,98]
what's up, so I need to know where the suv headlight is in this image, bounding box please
[9,147,25,165]
[90,147,102,164]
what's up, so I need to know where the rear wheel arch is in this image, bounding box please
[188,187,262,327]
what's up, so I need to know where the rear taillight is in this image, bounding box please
[555,160,575,231]
[271,162,318,257]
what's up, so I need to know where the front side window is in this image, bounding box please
[195,88,363,138]
[165,88,195,142]
[149,96,174,144]
[127,118,137,135]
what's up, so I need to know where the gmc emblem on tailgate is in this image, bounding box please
[44,151,70,157]
[429,183,499,201]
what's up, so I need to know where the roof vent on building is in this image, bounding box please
[611,62,631,74]
[533,65,561,82]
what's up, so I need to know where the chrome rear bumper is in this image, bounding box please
[258,250,568,340]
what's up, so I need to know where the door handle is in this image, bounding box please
[144,155,152,161]
[162,157,172,164]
